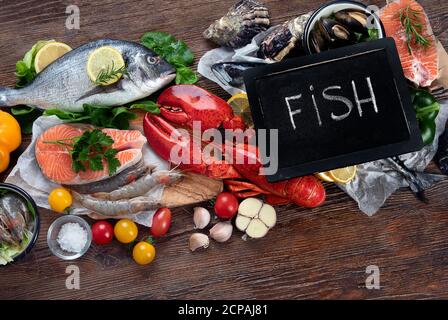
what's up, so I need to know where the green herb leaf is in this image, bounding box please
[63,129,120,176]
[367,28,379,41]
[129,100,161,114]
[104,148,120,175]
[94,62,129,86]
[88,154,104,171]
[176,66,198,84]
[140,31,197,85]
[398,5,431,54]
[44,104,137,130]
[11,106,36,116]
[15,40,54,88]
[11,107,42,134]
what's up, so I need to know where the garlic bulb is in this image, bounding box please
[189,233,209,251]
[209,222,233,243]
[193,207,211,229]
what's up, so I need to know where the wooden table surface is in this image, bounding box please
[0,0,448,300]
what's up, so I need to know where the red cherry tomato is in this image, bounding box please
[150,208,172,238]
[214,192,239,219]
[92,221,114,245]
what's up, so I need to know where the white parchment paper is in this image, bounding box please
[6,116,170,226]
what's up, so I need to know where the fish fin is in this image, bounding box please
[75,83,124,102]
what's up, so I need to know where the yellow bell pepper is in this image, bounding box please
[0,110,21,173]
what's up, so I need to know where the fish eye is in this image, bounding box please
[147,56,158,65]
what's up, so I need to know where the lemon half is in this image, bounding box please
[34,42,72,73]
[87,46,125,85]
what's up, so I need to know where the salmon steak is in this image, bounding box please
[35,124,147,190]
[380,0,439,87]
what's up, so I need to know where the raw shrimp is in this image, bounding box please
[0,203,26,243]
[0,221,18,246]
[93,169,183,201]
[0,194,31,223]
[73,193,161,216]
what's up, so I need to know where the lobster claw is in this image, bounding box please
[143,113,240,179]
[143,113,207,175]
[157,85,245,130]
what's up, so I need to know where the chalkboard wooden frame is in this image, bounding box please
[244,38,423,182]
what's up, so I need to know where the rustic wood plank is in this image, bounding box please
[0,0,448,300]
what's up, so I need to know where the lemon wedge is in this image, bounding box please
[316,172,335,183]
[227,93,254,127]
[87,46,125,85]
[34,42,72,73]
[328,166,357,184]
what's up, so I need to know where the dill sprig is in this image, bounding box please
[94,61,129,85]
[398,5,432,54]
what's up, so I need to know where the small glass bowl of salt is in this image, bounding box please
[47,215,92,260]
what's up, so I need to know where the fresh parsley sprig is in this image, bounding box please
[94,62,129,85]
[398,5,432,54]
[44,129,120,176]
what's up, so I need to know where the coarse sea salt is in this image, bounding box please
[57,222,88,253]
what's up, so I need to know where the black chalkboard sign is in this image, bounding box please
[244,38,423,182]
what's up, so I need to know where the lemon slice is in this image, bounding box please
[227,93,254,127]
[328,166,357,184]
[316,172,335,183]
[34,42,72,73]
[87,46,125,85]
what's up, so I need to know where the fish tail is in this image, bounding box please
[0,87,21,106]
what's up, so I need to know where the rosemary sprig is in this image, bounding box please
[398,5,431,54]
[94,61,129,85]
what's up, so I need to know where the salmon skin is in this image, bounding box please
[35,124,147,192]
[380,0,438,87]
[0,39,176,112]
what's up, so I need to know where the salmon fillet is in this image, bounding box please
[380,0,438,87]
[35,124,146,185]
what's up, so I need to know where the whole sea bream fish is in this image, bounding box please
[0,39,176,112]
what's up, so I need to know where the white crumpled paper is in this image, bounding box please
[198,30,448,216]
[339,99,448,216]
[198,28,274,96]
[6,116,170,226]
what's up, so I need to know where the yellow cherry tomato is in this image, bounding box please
[48,188,73,213]
[114,219,138,244]
[0,110,21,152]
[132,241,156,265]
[0,145,10,173]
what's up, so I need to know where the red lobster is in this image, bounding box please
[143,85,325,208]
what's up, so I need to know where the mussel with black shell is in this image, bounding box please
[309,9,376,53]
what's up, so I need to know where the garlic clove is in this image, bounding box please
[235,214,251,232]
[238,198,263,218]
[209,221,233,243]
[193,207,211,229]
[258,204,276,228]
[189,233,209,251]
[245,218,269,239]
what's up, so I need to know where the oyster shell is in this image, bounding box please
[258,13,310,61]
[203,0,270,49]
